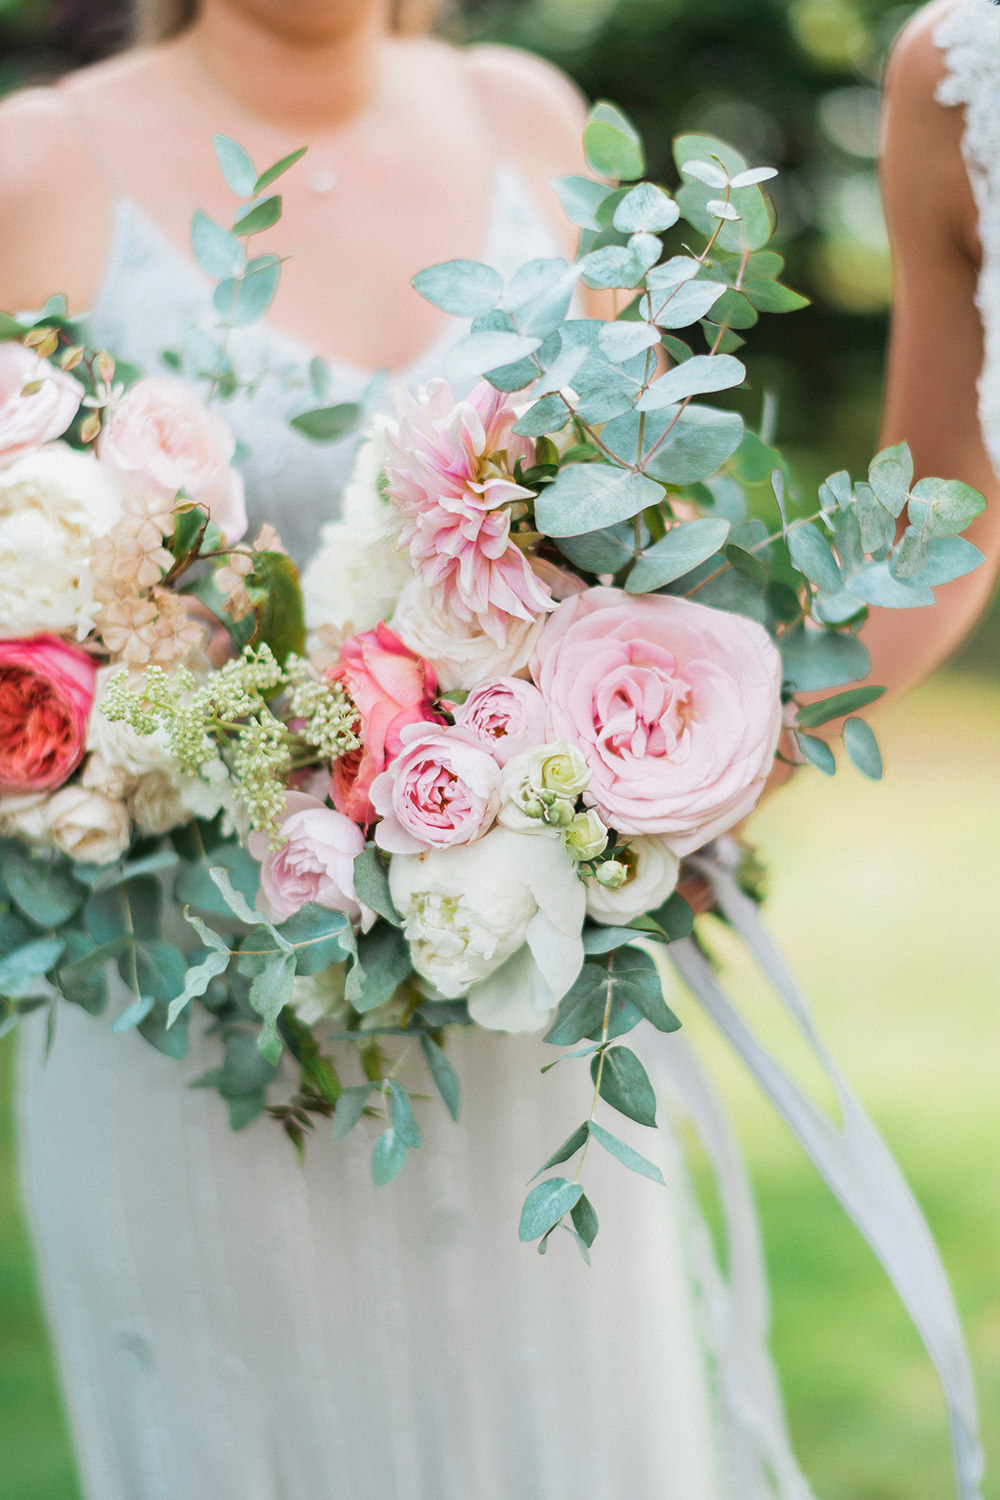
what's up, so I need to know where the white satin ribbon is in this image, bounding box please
[663,842,985,1500]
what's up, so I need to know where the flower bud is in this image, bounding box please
[521,794,545,820]
[595,859,627,889]
[544,796,574,828]
[563,809,609,861]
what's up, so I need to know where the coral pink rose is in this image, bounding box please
[532,587,782,855]
[371,722,503,854]
[328,622,443,825]
[454,676,549,766]
[0,344,82,467]
[98,377,247,541]
[249,792,375,929]
[0,635,97,792]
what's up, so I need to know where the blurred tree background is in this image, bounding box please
[0,3,997,1499]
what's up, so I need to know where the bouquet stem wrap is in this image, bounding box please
[664,842,984,1500]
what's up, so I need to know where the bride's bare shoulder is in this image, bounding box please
[883,0,967,101]
[461,41,588,174]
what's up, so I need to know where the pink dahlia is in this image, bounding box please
[384,380,554,644]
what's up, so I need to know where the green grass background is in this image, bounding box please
[1,671,998,1500]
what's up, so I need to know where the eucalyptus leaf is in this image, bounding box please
[845,561,935,610]
[909,478,987,536]
[504,258,578,337]
[534,463,663,538]
[855,482,896,555]
[412,259,504,317]
[213,257,280,327]
[592,1045,657,1127]
[571,1193,600,1249]
[249,950,295,1063]
[346,923,412,1013]
[869,444,914,518]
[641,405,744,486]
[110,993,156,1034]
[553,175,612,231]
[273,904,354,973]
[795,685,885,729]
[906,535,984,586]
[587,1121,665,1185]
[626,518,731,592]
[233,194,282,236]
[613,181,680,234]
[780,629,870,692]
[518,1177,584,1242]
[352,847,401,925]
[649,279,727,329]
[795,733,837,777]
[787,522,842,593]
[254,147,308,194]
[597,321,661,364]
[5,849,86,928]
[386,1078,422,1150]
[512,393,572,437]
[0,938,64,998]
[191,210,246,280]
[843,717,883,781]
[637,353,745,408]
[420,1034,461,1122]
[445,330,542,385]
[555,522,636,575]
[289,402,361,442]
[583,102,644,182]
[213,134,257,197]
[372,1127,410,1186]
[331,1082,376,1143]
[741,279,809,313]
[167,944,231,1027]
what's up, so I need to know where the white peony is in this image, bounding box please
[0,443,123,638]
[0,791,50,844]
[43,785,132,865]
[290,964,349,1027]
[302,417,412,634]
[389,825,586,1033]
[585,834,680,926]
[391,575,546,693]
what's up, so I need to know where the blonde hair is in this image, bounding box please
[132,0,445,45]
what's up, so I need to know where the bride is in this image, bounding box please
[1,0,996,1496]
[0,2,805,1498]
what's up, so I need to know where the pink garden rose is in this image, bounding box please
[98,377,247,541]
[371,722,503,854]
[328,622,443,826]
[0,344,82,467]
[0,635,97,792]
[249,792,375,929]
[532,587,783,855]
[454,677,549,766]
[384,379,554,644]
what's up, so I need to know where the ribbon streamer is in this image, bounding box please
[663,842,985,1500]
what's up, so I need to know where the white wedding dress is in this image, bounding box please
[16,96,821,1500]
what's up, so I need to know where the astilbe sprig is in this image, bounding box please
[102,645,362,844]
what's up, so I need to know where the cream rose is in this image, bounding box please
[44,785,131,865]
[98,377,247,542]
[0,444,123,637]
[0,344,82,466]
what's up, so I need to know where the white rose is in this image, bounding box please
[44,785,132,865]
[129,766,226,836]
[0,443,123,638]
[290,964,348,1027]
[498,739,591,834]
[0,791,50,845]
[389,825,586,1033]
[391,575,545,693]
[302,418,412,634]
[585,835,680,926]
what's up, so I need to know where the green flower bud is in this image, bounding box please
[595,859,628,889]
[544,797,574,828]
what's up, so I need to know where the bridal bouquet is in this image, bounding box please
[0,112,987,1257]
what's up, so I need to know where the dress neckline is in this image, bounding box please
[91,163,528,382]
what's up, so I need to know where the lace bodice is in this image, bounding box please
[936,0,1000,475]
[89,166,561,564]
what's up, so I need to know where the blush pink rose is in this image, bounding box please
[371,722,503,854]
[328,622,444,826]
[0,635,97,792]
[532,587,782,855]
[98,377,247,541]
[454,677,549,766]
[0,344,82,467]
[249,792,375,929]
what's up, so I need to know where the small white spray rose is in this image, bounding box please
[563,809,609,862]
[498,739,591,834]
[585,835,680,926]
[43,785,132,865]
